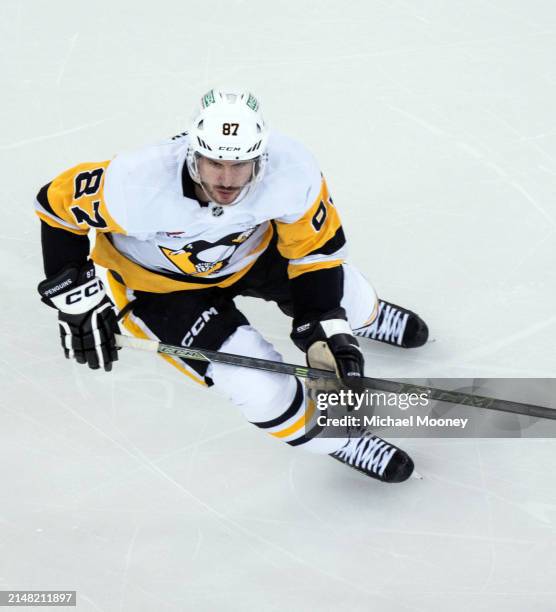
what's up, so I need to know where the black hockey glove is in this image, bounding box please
[38,261,120,371]
[291,307,364,381]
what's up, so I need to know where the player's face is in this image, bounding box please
[197,156,255,205]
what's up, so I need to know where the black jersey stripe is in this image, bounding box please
[36,182,56,216]
[305,226,346,258]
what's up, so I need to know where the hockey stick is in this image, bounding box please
[115,334,556,421]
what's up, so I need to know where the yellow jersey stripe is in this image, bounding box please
[94,225,273,293]
[287,258,344,280]
[36,210,88,235]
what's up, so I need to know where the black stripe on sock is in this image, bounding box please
[251,378,303,429]
[287,422,325,447]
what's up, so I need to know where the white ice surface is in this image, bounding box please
[1,1,556,610]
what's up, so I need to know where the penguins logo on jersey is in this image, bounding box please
[159,227,257,276]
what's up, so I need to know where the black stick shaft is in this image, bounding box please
[150,339,556,421]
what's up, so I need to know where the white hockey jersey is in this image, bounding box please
[35,131,346,293]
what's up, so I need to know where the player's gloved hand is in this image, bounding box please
[38,261,120,371]
[291,307,364,381]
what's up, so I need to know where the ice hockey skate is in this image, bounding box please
[330,428,414,483]
[354,299,429,348]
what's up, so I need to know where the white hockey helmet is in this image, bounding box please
[186,89,269,186]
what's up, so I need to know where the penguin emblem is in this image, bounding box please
[159,226,258,276]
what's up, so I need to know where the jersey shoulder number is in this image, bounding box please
[274,175,346,279]
[35,161,126,235]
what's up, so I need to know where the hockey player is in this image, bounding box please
[35,89,428,484]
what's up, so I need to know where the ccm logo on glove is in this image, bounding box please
[64,279,102,305]
[38,261,120,371]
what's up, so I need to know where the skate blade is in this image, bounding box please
[411,470,423,480]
